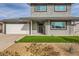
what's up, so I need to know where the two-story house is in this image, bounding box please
[0,3,79,36]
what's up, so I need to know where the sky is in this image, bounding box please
[71,3,79,16]
[0,3,31,19]
[0,3,79,20]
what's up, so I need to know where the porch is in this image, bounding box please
[30,20,46,35]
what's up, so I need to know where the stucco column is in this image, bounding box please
[45,20,50,35]
[71,21,75,36]
[48,20,51,35]
[2,23,5,34]
[30,20,32,35]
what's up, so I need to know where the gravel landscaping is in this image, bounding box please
[0,43,79,56]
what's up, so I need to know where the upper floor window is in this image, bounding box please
[35,5,47,12]
[54,5,67,12]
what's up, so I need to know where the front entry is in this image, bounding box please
[0,23,3,33]
[37,22,45,34]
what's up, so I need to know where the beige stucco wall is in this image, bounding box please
[31,4,71,17]
[45,21,72,36]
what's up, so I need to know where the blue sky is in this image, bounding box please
[0,3,31,19]
[0,3,79,20]
[71,3,79,16]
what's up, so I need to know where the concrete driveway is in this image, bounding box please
[0,34,25,52]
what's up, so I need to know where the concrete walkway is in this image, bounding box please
[0,34,25,52]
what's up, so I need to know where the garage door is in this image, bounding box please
[6,24,30,34]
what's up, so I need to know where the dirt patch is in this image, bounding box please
[0,43,79,56]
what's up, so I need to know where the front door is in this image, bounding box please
[38,23,45,34]
[0,23,3,33]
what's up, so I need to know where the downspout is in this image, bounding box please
[30,20,32,35]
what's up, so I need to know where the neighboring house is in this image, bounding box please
[0,3,79,36]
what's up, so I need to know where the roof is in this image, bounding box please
[0,17,30,22]
[0,17,79,22]
[31,3,72,5]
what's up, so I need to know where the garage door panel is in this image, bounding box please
[6,24,29,34]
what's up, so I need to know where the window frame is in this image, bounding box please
[54,4,67,12]
[34,4,47,12]
[50,21,67,30]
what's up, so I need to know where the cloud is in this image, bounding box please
[71,3,79,16]
[0,3,31,20]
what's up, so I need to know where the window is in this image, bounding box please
[50,21,66,29]
[35,5,47,11]
[54,5,67,12]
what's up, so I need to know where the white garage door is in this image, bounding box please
[6,24,30,34]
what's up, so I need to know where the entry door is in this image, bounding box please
[0,24,3,33]
[38,23,45,34]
